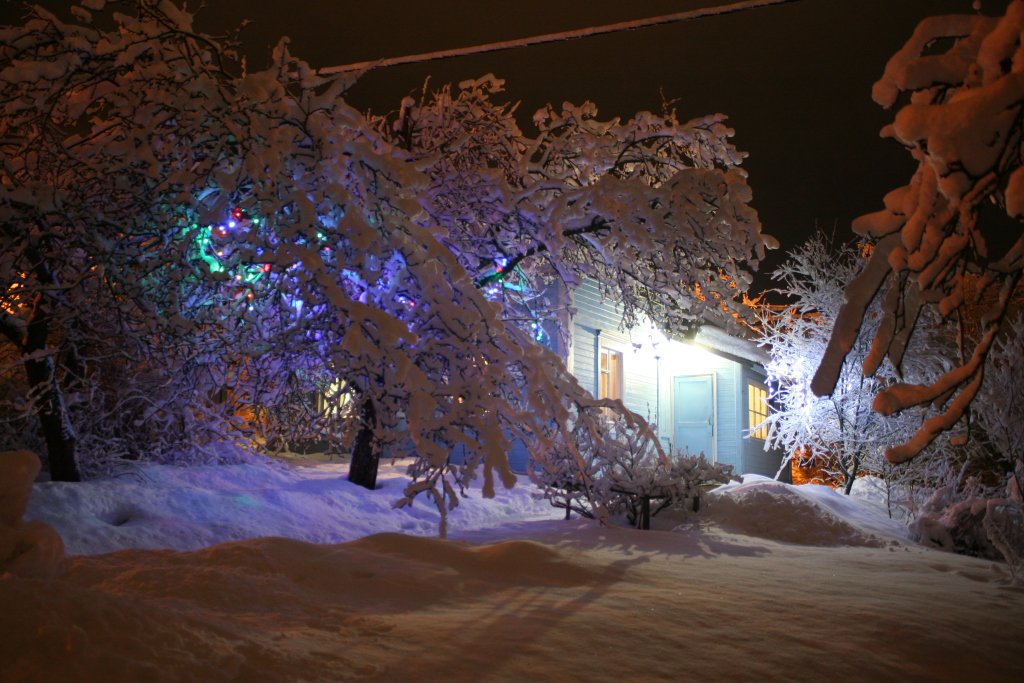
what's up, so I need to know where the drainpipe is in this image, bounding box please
[655,354,661,429]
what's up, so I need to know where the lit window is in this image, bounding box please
[316,380,350,417]
[748,383,769,440]
[599,348,623,403]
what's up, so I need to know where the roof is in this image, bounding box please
[689,323,769,367]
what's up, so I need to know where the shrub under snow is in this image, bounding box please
[533,412,736,527]
[911,465,1024,580]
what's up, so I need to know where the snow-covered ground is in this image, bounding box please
[2,453,1023,682]
[23,457,564,555]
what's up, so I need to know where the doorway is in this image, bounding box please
[673,374,716,461]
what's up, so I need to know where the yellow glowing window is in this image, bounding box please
[599,348,623,403]
[748,383,769,440]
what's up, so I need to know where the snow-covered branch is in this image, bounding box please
[813,1,1024,463]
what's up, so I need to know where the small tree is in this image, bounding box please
[534,410,736,528]
[758,234,950,494]
[530,404,611,522]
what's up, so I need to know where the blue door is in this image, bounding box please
[673,374,715,459]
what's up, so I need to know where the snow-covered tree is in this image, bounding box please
[973,312,1024,473]
[813,1,1024,464]
[591,420,735,529]
[371,76,777,341]
[0,2,476,489]
[360,75,776,496]
[1,3,774,532]
[0,1,268,479]
[758,234,951,494]
[907,312,1024,571]
[531,410,735,528]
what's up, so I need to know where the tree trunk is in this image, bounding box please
[842,452,860,496]
[347,397,379,490]
[24,354,80,482]
[20,288,80,482]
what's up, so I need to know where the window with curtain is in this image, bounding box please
[600,348,623,404]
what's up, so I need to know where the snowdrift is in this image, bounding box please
[0,451,63,578]
[703,475,910,547]
[2,458,1021,682]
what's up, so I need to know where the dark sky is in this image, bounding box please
[2,0,1012,287]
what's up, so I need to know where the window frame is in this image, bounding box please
[599,347,624,404]
[747,382,769,440]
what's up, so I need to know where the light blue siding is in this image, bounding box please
[508,439,529,474]
[740,365,786,478]
[714,360,742,471]
[569,278,784,477]
[571,280,659,420]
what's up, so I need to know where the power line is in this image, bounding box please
[318,0,801,76]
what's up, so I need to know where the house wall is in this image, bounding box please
[571,279,661,422]
[569,279,784,477]
[740,364,788,480]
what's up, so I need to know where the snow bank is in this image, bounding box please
[25,459,563,555]
[23,460,915,556]
[4,458,1023,682]
[704,475,910,546]
[2,517,1021,682]
[0,450,64,578]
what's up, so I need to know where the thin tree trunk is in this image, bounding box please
[843,452,860,496]
[24,355,79,482]
[22,295,79,482]
[347,397,379,490]
[5,239,82,482]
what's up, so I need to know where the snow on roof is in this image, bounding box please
[690,322,770,366]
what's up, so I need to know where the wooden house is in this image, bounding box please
[549,278,785,477]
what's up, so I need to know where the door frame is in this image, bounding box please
[671,372,718,463]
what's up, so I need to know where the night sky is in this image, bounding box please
[2,0,1013,289]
